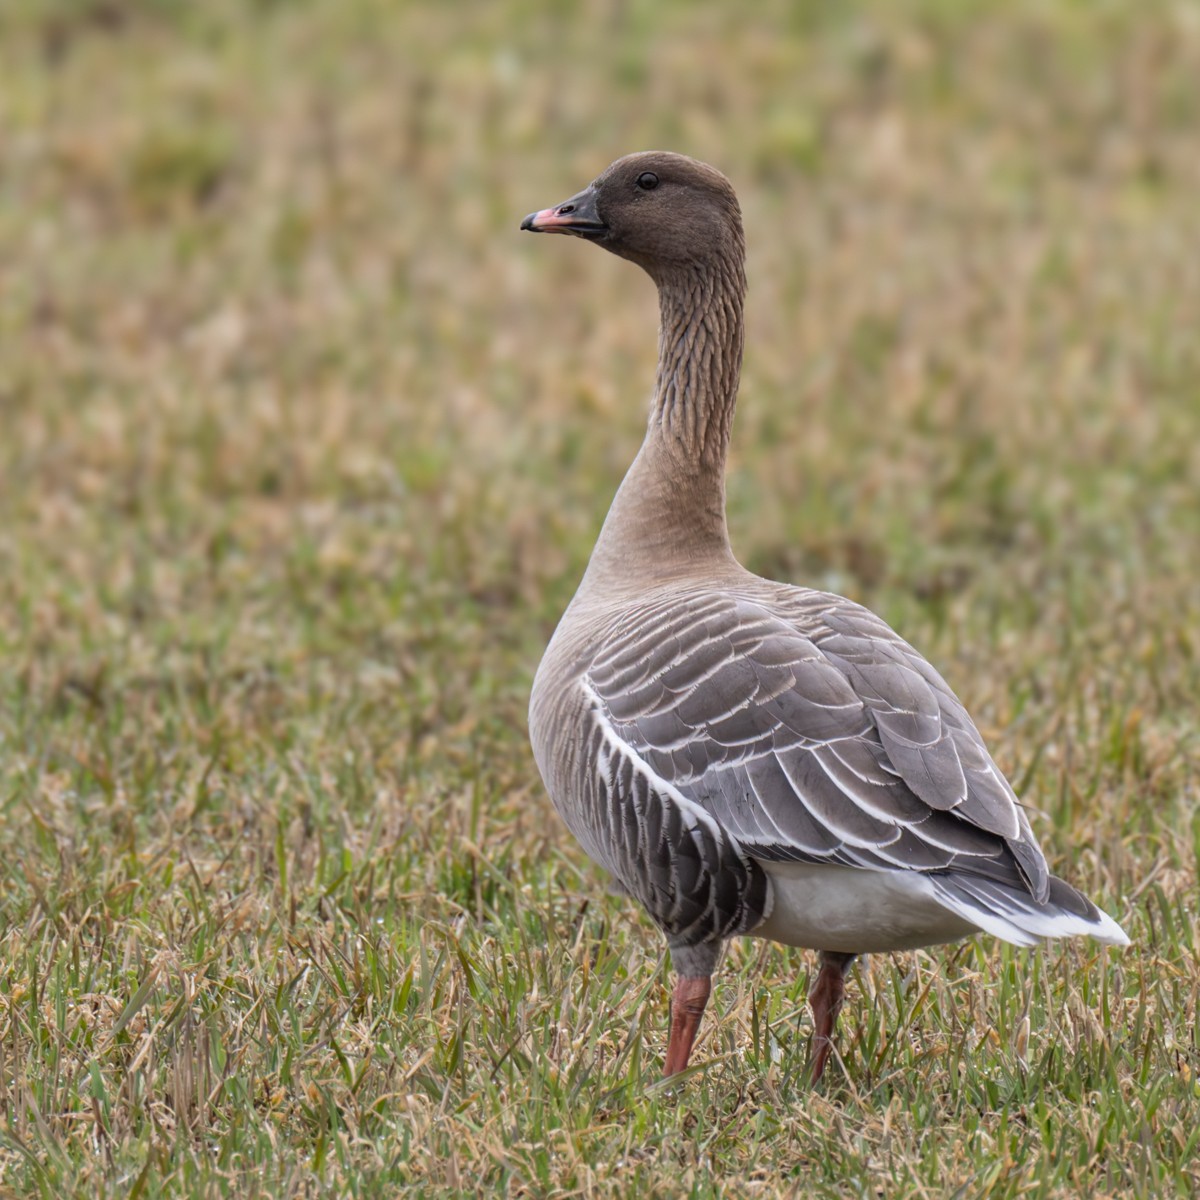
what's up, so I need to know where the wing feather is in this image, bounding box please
[586,589,1049,900]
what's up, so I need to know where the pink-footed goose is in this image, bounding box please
[521,152,1128,1082]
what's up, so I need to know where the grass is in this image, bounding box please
[0,0,1198,1195]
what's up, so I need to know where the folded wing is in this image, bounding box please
[586,589,1050,902]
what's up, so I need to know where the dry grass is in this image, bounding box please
[0,1,1198,1196]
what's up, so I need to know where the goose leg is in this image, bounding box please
[664,975,712,1076]
[809,951,856,1083]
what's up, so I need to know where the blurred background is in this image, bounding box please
[1,0,1197,1193]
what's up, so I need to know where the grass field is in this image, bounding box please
[1,1,1198,1195]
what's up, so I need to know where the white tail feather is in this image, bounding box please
[929,877,1130,948]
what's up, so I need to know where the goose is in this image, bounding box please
[521,151,1129,1082]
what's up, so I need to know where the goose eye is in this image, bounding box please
[636,172,659,191]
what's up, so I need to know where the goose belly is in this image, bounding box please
[753,862,979,954]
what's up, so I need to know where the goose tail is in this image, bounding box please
[929,873,1130,948]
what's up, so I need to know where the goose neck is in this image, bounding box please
[578,255,746,592]
[650,258,746,471]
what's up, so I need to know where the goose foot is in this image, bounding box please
[664,975,712,1076]
[809,951,856,1083]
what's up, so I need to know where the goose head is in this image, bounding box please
[521,151,744,279]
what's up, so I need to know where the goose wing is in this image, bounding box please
[585,589,1049,901]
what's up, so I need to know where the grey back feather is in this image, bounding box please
[585,586,1050,903]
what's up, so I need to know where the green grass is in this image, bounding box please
[1,0,1198,1195]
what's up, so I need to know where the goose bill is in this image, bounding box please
[520,187,606,237]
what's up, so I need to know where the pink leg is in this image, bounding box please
[809,952,856,1083]
[664,976,712,1076]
